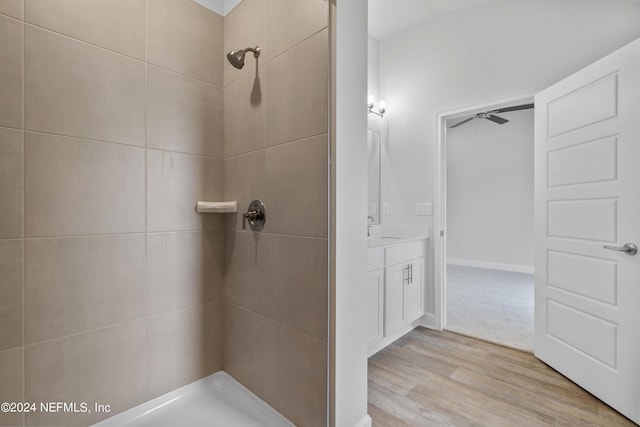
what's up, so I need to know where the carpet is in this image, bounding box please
[445,264,534,352]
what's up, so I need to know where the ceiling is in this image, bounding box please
[368,0,640,41]
[368,0,498,41]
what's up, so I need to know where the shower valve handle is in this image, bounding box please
[242,200,266,231]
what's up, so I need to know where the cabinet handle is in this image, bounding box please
[409,263,413,284]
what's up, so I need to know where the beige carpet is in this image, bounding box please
[445,264,534,352]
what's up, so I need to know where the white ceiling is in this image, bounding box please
[368,0,498,41]
[368,0,640,41]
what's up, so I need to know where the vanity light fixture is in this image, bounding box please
[367,94,386,117]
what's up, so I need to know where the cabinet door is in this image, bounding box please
[367,269,384,349]
[405,258,424,324]
[384,263,407,336]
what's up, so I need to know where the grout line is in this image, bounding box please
[20,228,224,240]
[21,5,26,414]
[22,129,225,161]
[226,301,328,346]
[230,229,329,241]
[0,12,22,23]
[23,129,146,151]
[144,0,149,400]
[0,124,22,132]
[23,22,223,90]
[22,301,221,351]
[23,22,146,63]
[23,317,146,349]
[224,131,329,161]
[146,62,223,90]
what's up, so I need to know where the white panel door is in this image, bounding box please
[535,37,640,423]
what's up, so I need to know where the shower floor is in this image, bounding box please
[92,372,293,427]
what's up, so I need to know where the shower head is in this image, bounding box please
[226,46,261,69]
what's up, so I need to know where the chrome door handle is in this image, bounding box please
[603,243,637,256]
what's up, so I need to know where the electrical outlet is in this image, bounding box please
[415,202,433,216]
[383,203,390,215]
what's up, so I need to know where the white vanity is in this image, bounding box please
[367,233,429,357]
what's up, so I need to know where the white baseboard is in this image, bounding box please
[419,312,439,330]
[355,414,372,427]
[447,258,534,274]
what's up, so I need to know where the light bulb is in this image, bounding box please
[378,100,386,114]
[367,94,375,109]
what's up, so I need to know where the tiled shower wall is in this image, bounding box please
[0,0,225,425]
[222,0,329,426]
[0,0,329,426]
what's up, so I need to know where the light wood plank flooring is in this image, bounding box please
[368,328,636,426]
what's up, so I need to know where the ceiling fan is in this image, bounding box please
[449,103,534,128]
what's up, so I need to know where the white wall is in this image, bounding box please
[367,36,381,223]
[447,109,534,270]
[378,0,640,226]
[334,0,371,426]
[367,35,379,99]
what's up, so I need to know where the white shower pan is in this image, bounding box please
[92,372,294,427]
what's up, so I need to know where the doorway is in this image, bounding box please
[435,93,536,351]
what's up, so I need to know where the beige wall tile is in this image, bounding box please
[25,25,145,145]
[0,0,23,19]
[0,128,22,238]
[147,149,223,232]
[0,240,22,352]
[0,347,24,427]
[265,135,328,237]
[262,235,328,342]
[147,66,223,157]
[147,230,224,316]
[266,0,327,60]
[25,320,146,426]
[223,72,266,158]
[223,150,265,231]
[223,302,265,398]
[223,231,265,314]
[146,302,223,399]
[25,0,145,59]
[223,0,266,86]
[25,235,145,344]
[148,0,223,85]
[266,29,328,146]
[264,321,327,427]
[0,15,23,128]
[24,132,145,237]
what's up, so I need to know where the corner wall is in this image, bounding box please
[222,1,330,426]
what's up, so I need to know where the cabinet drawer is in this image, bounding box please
[367,248,385,271]
[386,241,424,266]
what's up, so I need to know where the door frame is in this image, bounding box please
[433,90,539,330]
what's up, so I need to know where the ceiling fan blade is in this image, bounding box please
[449,116,476,128]
[485,115,509,125]
[494,103,534,114]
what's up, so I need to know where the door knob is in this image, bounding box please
[603,243,637,256]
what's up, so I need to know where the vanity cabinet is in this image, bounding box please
[384,241,424,336]
[367,268,384,348]
[368,239,426,356]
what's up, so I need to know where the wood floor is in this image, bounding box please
[368,328,637,426]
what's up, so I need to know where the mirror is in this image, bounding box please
[367,128,381,224]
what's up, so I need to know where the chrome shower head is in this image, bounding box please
[226,46,261,69]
